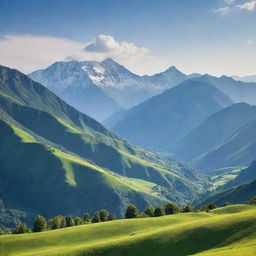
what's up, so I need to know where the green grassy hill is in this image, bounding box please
[0,65,208,227]
[0,204,256,256]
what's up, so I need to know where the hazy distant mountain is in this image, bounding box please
[141,66,187,91]
[29,59,188,121]
[196,74,256,105]
[195,118,256,171]
[173,103,256,166]
[187,73,202,79]
[232,75,256,83]
[111,79,233,150]
[0,65,208,227]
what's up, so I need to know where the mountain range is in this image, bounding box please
[2,58,256,229]
[110,79,233,150]
[0,65,208,228]
[28,59,188,121]
[105,72,256,171]
[173,103,256,171]
[232,75,256,83]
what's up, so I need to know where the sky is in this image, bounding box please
[0,0,256,76]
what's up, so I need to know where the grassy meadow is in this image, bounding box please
[1,204,256,256]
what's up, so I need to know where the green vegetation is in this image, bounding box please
[125,205,139,219]
[200,162,256,207]
[0,65,210,229]
[208,167,243,191]
[1,204,256,256]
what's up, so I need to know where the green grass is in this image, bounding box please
[11,125,37,143]
[53,148,164,199]
[209,167,244,191]
[1,205,256,256]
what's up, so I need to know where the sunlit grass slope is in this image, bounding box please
[1,205,256,256]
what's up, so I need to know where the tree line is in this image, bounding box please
[12,209,116,234]
[10,196,256,234]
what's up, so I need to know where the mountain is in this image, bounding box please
[232,75,256,83]
[141,66,187,91]
[198,161,256,206]
[173,103,256,169]
[29,59,187,121]
[220,161,256,191]
[196,74,256,105]
[201,179,256,206]
[111,79,233,150]
[28,60,120,121]
[0,65,208,227]
[194,118,256,171]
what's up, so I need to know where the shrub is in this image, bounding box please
[52,216,62,229]
[91,211,101,223]
[182,205,194,212]
[59,216,67,228]
[65,216,74,227]
[12,223,31,234]
[107,213,116,221]
[125,205,139,219]
[33,215,47,232]
[207,203,216,210]
[47,218,54,230]
[99,209,109,222]
[154,207,165,217]
[144,206,155,217]
[83,212,90,223]
[164,202,180,215]
[74,217,83,225]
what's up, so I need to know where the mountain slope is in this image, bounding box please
[173,103,256,164]
[195,118,256,171]
[29,59,188,120]
[201,180,256,207]
[0,65,208,226]
[112,79,233,150]
[1,205,256,256]
[196,74,256,105]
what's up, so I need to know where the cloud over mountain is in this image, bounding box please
[84,34,148,59]
[0,34,166,75]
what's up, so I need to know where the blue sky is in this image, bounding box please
[0,0,255,76]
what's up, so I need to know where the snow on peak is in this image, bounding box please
[93,64,105,75]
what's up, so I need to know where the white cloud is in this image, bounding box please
[237,1,256,11]
[0,34,166,75]
[225,0,235,4]
[213,6,230,16]
[83,34,149,59]
[0,35,84,73]
[247,39,256,45]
